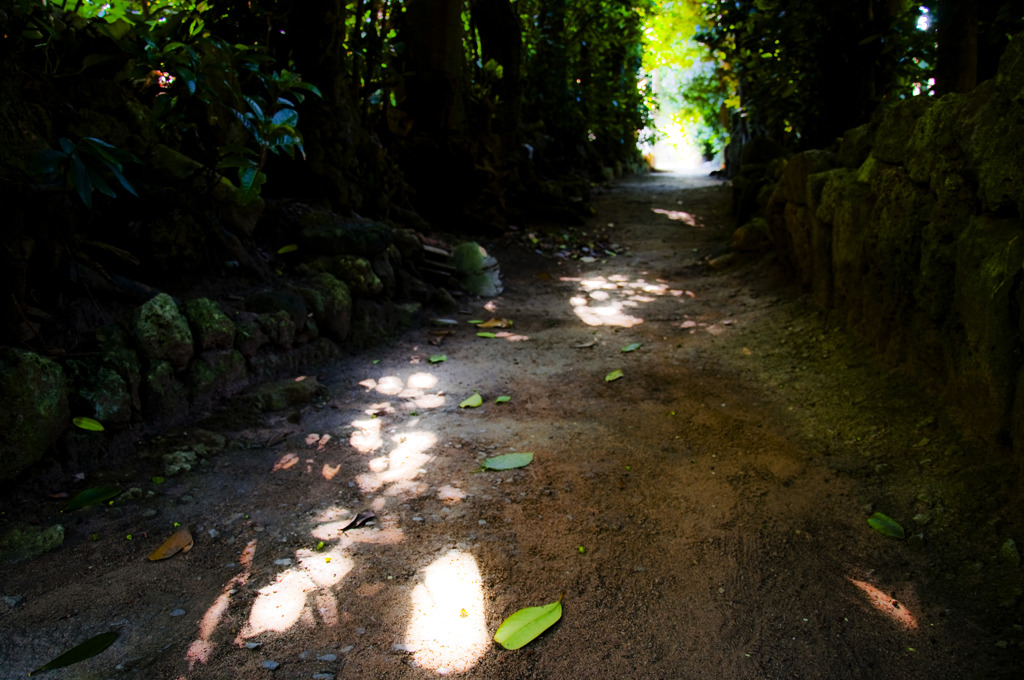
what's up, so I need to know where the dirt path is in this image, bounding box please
[2,172,1021,679]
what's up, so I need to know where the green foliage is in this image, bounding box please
[35,137,140,208]
[519,0,652,170]
[693,0,933,148]
[137,13,322,202]
[12,0,320,204]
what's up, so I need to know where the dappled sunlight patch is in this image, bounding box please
[186,539,257,669]
[350,417,384,453]
[848,578,919,630]
[239,550,354,639]
[436,484,466,503]
[565,274,686,327]
[494,330,531,342]
[652,207,698,226]
[321,462,341,480]
[271,452,299,472]
[355,431,436,493]
[408,372,438,390]
[406,550,489,673]
[413,393,446,409]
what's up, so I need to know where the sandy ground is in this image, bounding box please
[1,171,1022,679]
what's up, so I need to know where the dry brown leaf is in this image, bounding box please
[477,318,513,328]
[148,528,194,561]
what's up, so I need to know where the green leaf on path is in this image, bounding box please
[495,395,511,403]
[72,417,104,432]
[29,630,118,675]
[478,452,533,471]
[605,369,623,382]
[429,354,447,364]
[460,393,483,408]
[467,320,484,325]
[477,332,496,338]
[867,512,905,539]
[621,343,642,353]
[64,486,122,512]
[494,595,563,650]
[276,244,298,254]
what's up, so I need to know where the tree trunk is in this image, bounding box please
[471,0,522,145]
[934,0,978,94]
[398,0,465,135]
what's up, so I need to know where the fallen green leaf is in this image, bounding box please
[621,342,642,353]
[72,417,104,432]
[494,595,563,650]
[467,319,484,325]
[29,630,118,675]
[460,393,483,408]
[276,244,298,254]
[479,452,533,471]
[605,369,624,382]
[495,395,511,403]
[152,476,164,484]
[477,332,497,338]
[429,354,447,364]
[372,359,380,365]
[64,486,122,512]
[867,512,905,539]
[578,546,586,554]
[316,541,325,551]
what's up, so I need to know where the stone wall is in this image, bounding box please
[0,217,464,482]
[760,33,1024,453]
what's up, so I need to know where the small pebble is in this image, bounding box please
[245,642,261,650]
[274,558,293,566]
[355,627,366,635]
[339,645,354,654]
[478,519,487,525]
[179,495,194,505]
[170,608,186,617]
[263,660,279,670]
[141,508,158,519]
[208,529,219,539]
[312,674,335,680]
[412,516,424,522]
[317,654,337,662]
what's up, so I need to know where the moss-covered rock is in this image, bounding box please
[778,150,836,205]
[68,362,132,426]
[142,359,189,426]
[233,312,269,358]
[297,209,394,256]
[187,349,248,402]
[820,169,875,326]
[948,215,1024,441]
[0,524,64,563]
[838,124,875,169]
[183,298,236,351]
[246,375,326,412]
[304,273,353,342]
[257,310,296,349]
[95,324,142,416]
[371,246,399,299]
[133,293,194,371]
[963,81,1024,214]
[331,255,384,298]
[0,350,69,480]
[247,290,309,329]
[873,97,934,165]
